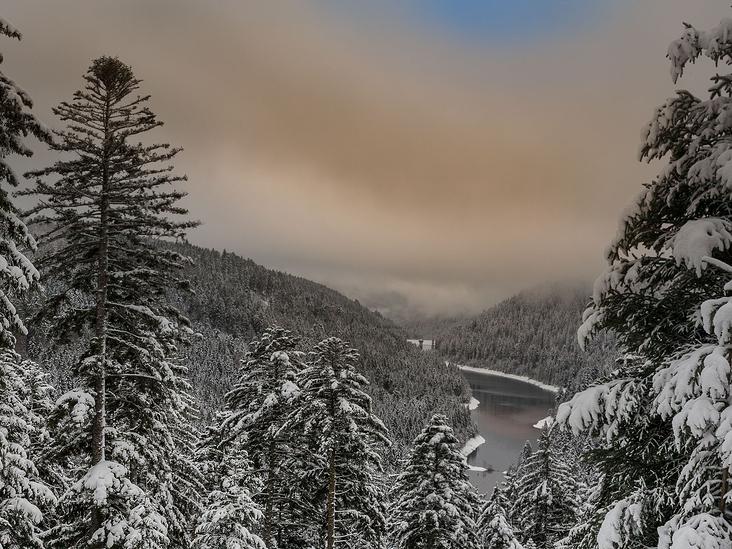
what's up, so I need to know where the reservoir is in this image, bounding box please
[460,367,557,496]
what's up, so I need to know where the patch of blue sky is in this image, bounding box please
[319,0,610,47]
[412,0,609,44]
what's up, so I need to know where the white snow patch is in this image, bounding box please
[280,380,299,399]
[460,435,485,457]
[4,498,42,523]
[77,461,140,506]
[533,416,554,430]
[455,364,561,393]
[670,218,732,276]
[465,397,480,410]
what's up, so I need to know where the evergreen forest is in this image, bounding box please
[5,7,732,549]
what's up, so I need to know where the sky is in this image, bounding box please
[2,0,731,319]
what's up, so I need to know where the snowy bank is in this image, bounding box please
[464,397,480,410]
[533,416,554,430]
[455,364,561,393]
[461,434,485,457]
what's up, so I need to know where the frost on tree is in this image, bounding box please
[0,351,56,549]
[286,337,390,549]
[193,439,265,549]
[510,427,582,549]
[23,56,201,548]
[559,14,732,549]
[388,414,481,549]
[218,326,304,548]
[0,16,50,347]
[0,15,55,549]
[477,489,523,549]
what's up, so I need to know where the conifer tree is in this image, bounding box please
[555,474,606,549]
[0,350,56,549]
[388,414,481,549]
[558,13,732,548]
[193,440,265,549]
[0,15,50,347]
[24,56,200,548]
[511,427,581,549]
[477,489,523,549]
[219,326,304,548]
[0,15,55,549]
[504,441,531,527]
[287,337,390,549]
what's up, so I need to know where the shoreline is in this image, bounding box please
[461,434,485,459]
[454,363,561,393]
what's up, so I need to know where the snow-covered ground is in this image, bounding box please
[455,364,561,393]
[464,397,480,410]
[533,416,554,430]
[461,434,485,457]
[461,435,488,471]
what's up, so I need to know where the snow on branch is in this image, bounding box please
[670,218,732,276]
[0,16,22,40]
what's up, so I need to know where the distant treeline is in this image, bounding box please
[427,283,618,391]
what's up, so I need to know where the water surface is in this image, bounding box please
[461,368,556,496]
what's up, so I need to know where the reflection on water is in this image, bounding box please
[461,369,556,496]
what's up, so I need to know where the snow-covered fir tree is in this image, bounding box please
[0,350,56,549]
[477,489,523,549]
[193,439,264,549]
[558,354,679,548]
[555,473,605,549]
[503,440,532,528]
[510,426,582,549]
[0,15,50,348]
[388,413,481,549]
[0,15,56,549]
[286,337,390,549]
[558,13,732,548]
[219,326,304,548]
[23,56,201,548]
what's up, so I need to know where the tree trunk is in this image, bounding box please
[264,439,276,548]
[327,352,337,549]
[327,447,335,549]
[90,92,112,544]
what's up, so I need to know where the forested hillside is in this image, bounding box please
[435,283,618,390]
[166,242,475,452]
[24,240,475,458]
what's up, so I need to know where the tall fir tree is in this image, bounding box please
[23,56,201,548]
[0,15,50,347]
[219,326,304,548]
[388,414,481,549]
[193,439,264,549]
[0,14,56,549]
[286,337,390,549]
[558,13,732,549]
[0,350,56,549]
[510,427,582,549]
[477,489,523,549]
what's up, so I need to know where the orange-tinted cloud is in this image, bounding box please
[2,0,731,316]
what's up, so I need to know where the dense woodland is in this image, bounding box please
[433,284,618,391]
[20,238,477,453]
[5,8,732,549]
[164,241,475,452]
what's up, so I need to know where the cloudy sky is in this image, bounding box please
[2,1,730,318]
